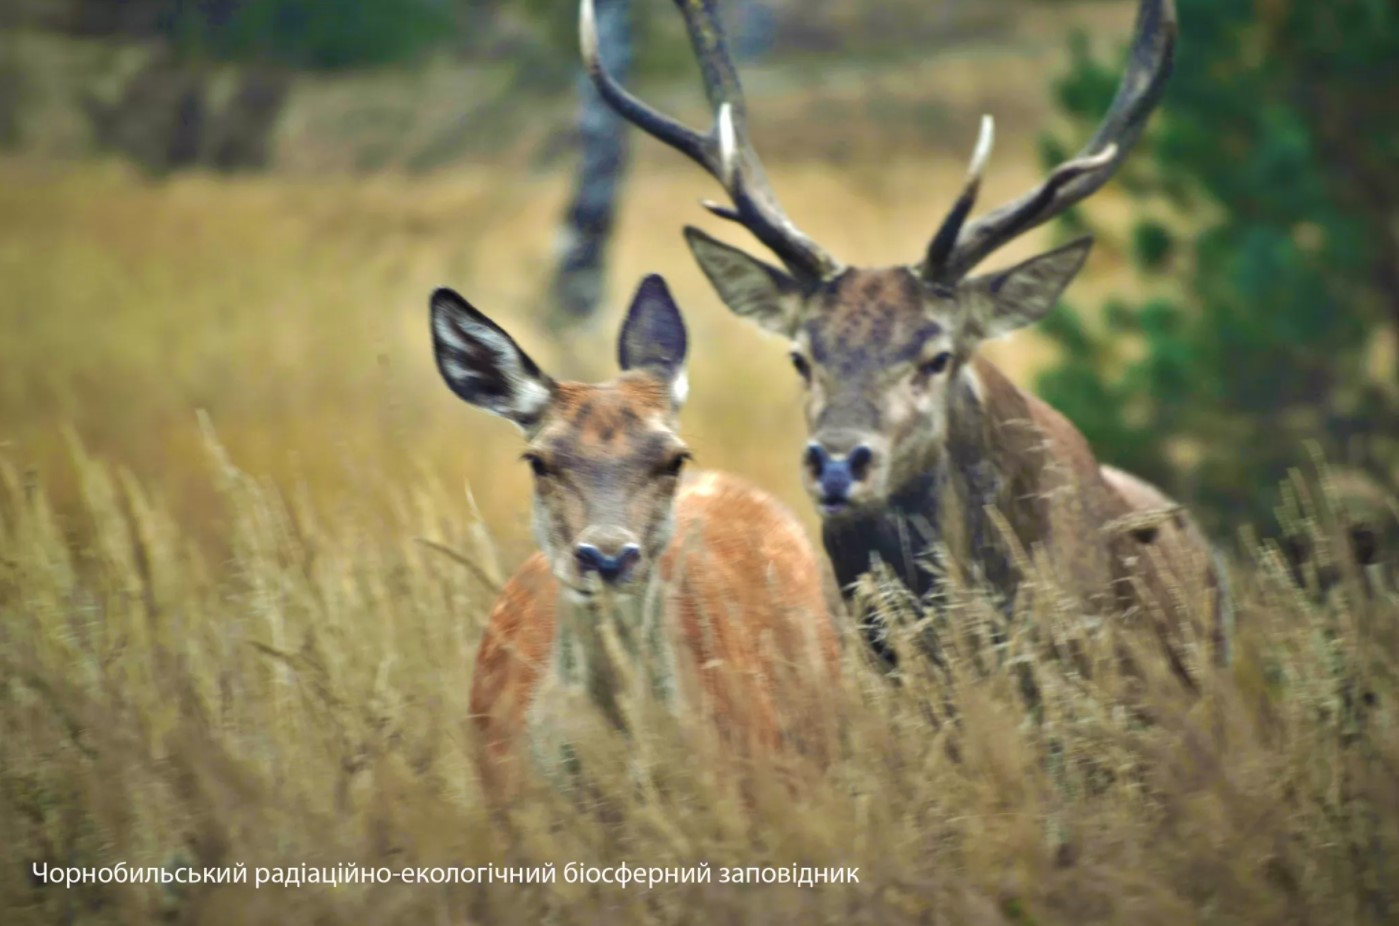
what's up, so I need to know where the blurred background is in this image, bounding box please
[1,0,1395,568]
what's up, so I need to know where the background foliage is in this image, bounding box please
[164,0,460,71]
[1037,0,1399,538]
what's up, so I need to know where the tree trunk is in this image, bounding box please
[545,0,634,333]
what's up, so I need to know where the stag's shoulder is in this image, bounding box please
[971,355,1102,475]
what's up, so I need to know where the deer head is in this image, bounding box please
[431,275,693,597]
[581,0,1175,516]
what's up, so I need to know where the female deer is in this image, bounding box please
[431,275,839,798]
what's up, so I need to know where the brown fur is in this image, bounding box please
[469,470,839,801]
[955,360,1224,680]
[431,280,839,801]
[580,0,1208,679]
[684,251,1229,683]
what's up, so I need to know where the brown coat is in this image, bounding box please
[469,471,840,800]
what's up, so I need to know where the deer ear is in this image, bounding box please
[959,237,1093,340]
[430,288,555,428]
[619,274,689,408]
[684,226,804,337]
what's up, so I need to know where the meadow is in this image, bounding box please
[3,3,1398,918]
[4,151,1397,925]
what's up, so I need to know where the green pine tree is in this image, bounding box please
[1037,0,1399,537]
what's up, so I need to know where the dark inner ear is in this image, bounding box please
[962,236,1094,340]
[618,274,688,381]
[430,287,553,426]
[683,225,804,336]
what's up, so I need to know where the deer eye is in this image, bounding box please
[790,352,812,382]
[661,451,692,478]
[919,352,952,377]
[522,452,551,478]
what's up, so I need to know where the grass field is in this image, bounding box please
[0,0,1152,564]
[3,392,1397,924]
[2,151,1398,925]
[0,141,1149,562]
[3,2,1398,915]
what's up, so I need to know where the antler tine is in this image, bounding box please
[580,0,715,175]
[923,0,1177,284]
[581,0,840,281]
[924,114,996,280]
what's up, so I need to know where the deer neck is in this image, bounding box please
[549,576,678,733]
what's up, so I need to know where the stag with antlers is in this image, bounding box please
[582,0,1230,684]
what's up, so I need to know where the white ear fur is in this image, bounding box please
[669,369,690,409]
[431,288,554,427]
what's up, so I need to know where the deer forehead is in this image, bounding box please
[796,268,957,373]
[534,378,680,462]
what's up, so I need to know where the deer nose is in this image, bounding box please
[574,543,642,585]
[805,440,876,510]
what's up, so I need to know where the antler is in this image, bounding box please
[921,0,1178,284]
[580,0,841,281]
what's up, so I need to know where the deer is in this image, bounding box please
[430,274,840,800]
[580,0,1232,685]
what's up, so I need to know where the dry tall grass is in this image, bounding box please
[3,424,1397,924]
[1,68,1395,917]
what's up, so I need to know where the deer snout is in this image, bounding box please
[574,540,642,587]
[805,439,876,514]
